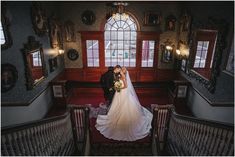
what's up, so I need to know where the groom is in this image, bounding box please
[100,65,122,106]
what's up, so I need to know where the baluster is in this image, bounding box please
[6,134,15,156]
[78,110,84,141]
[42,124,50,155]
[188,122,196,154]
[38,125,46,155]
[35,126,44,156]
[25,129,34,155]
[181,120,189,154]
[204,126,215,155]
[12,132,21,155]
[186,120,193,154]
[1,135,9,156]
[46,123,52,155]
[195,123,204,155]
[157,110,162,141]
[29,127,38,155]
[208,127,217,155]
[217,129,228,155]
[227,143,234,156]
[213,128,223,155]
[222,130,233,155]
[20,131,29,155]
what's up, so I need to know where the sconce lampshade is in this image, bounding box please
[58,49,64,55]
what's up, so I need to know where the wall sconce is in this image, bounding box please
[176,49,181,55]
[177,41,189,60]
[58,48,64,55]
[176,48,189,60]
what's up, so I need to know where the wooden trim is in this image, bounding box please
[99,11,141,31]
[192,85,234,107]
[1,70,65,107]
[1,86,50,106]
[171,109,234,127]
[180,72,234,107]
[1,111,69,132]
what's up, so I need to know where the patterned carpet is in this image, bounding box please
[91,142,153,156]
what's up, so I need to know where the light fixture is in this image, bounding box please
[166,45,173,50]
[58,48,64,55]
[176,49,181,55]
[112,2,129,20]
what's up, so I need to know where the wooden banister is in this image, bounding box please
[1,107,90,156]
[152,105,234,156]
[68,105,90,155]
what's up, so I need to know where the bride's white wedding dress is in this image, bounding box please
[96,71,153,141]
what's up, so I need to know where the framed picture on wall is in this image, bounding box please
[52,85,63,97]
[64,20,76,42]
[144,12,161,26]
[181,59,187,72]
[49,57,58,72]
[165,15,177,31]
[224,36,234,76]
[177,85,188,98]
[1,63,18,93]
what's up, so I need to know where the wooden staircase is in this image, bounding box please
[1,105,234,156]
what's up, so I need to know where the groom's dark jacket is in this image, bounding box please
[100,67,115,104]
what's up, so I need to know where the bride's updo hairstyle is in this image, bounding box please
[114,65,121,70]
[121,67,127,75]
[114,65,122,73]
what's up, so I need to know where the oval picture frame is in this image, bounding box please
[67,49,79,61]
[81,10,96,25]
[1,63,18,93]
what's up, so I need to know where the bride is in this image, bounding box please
[96,67,153,141]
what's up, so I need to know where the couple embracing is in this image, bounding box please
[97,65,153,141]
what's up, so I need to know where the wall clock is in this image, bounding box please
[67,49,79,61]
[81,10,96,25]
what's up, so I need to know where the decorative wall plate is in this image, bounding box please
[1,63,18,93]
[67,49,79,61]
[81,10,96,25]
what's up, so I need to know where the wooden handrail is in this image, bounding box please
[171,109,234,129]
[152,105,234,156]
[1,106,90,156]
[1,110,69,133]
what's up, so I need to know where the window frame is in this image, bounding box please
[138,32,159,69]
[81,31,104,69]
[104,14,138,67]
[1,3,12,50]
[192,30,217,80]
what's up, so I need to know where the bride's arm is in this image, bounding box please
[120,72,127,89]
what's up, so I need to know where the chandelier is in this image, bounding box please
[107,2,129,20]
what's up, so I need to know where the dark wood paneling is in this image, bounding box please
[65,68,178,82]
[64,68,83,81]
[139,69,155,81]
[156,69,177,81]
[83,69,102,82]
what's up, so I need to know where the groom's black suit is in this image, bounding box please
[100,67,115,106]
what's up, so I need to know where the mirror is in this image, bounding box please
[161,39,174,63]
[22,36,47,90]
[187,17,228,93]
[1,2,12,50]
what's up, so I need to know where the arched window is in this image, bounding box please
[104,13,137,67]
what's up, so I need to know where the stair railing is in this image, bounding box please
[153,105,234,156]
[1,106,90,156]
[69,105,90,155]
[151,104,174,155]
[1,112,74,156]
